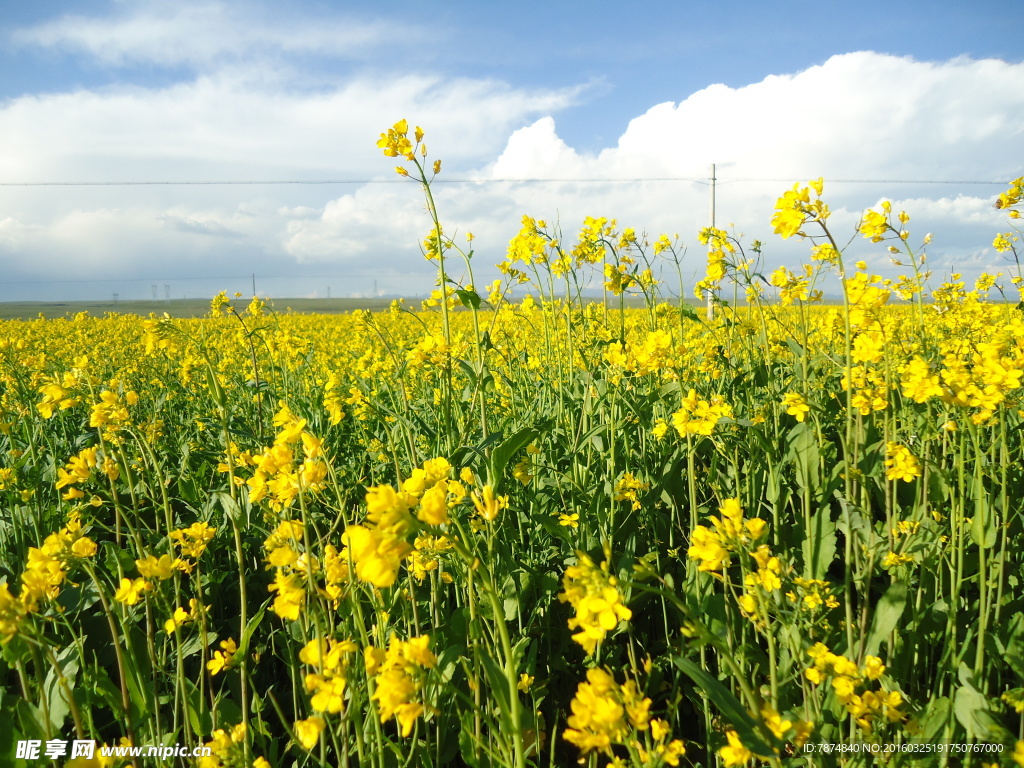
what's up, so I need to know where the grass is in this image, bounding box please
[0,297,403,320]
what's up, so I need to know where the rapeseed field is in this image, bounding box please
[0,123,1022,766]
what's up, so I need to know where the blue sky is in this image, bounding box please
[1,0,1022,301]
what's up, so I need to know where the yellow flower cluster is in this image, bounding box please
[89,388,137,439]
[264,518,323,620]
[300,636,358,714]
[858,203,893,242]
[851,332,887,366]
[114,552,190,607]
[244,402,328,511]
[1002,688,1024,713]
[883,442,922,483]
[842,364,889,415]
[781,392,810,422]
[321,370,345,425]
[506,214,552,267]
[805,644,905,732]
[688,499,766,574]
[343,458,468,588]
[844,272,891,330]
[786,577,840,615]
[471,482,507,522]
[365,635,436,737]
[770,178,828,240]
[613,472,650,511]
[207,638,237,676]
[771,265,816,305]
[406,332,452,368]
[376,118,416,161]
[164,598,204,634]
[737,543,785,625]
[718,730,754,766]
[36,370,81,418]
[558,552,632,655]
[664,389,733,437]
[292,716,325,751]
[407,534,455,582]
[718,705,814,766]
[695,226,735,294]
[198,722,269,768]
[563,667,685,766]
[881,551,915,569]
[170,520,216,559]
[573,216,615,271]
[55,444,119,500]
[899,356,944,403]
[0,515,97,640]
[938,342,1024,424]
[994,176,1023,218]
[604,329,683,378]
[994,232,1019,253]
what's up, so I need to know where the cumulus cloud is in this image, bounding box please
[613,53,1022,183]
[459,53,1022,285]
[2,33,1022,301]
[0,58,580,296]
[0,74,577,182]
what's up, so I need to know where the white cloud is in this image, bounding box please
[0,73,577,182]
[491,117,586,178]
[492,52,1024,186]
[0,60,579,291]
[441,52,1021,286]
[284,186,422,262]
[2,43,1022,299]
[10,2,398,69]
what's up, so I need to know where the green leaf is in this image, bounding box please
[478,652,513,734]
[864,581,908,657]
[488,425,541,489]
[969,484,997,548]
[120,625,152,720]
[673,657,776,758]
[42,645,79,730]
[184,678,212,738]
[676,304,699,322]
[233,602,269,661]
[214,490,243,523]
[916,696,950,742]
[953,670,1007,740]
[435,645,465,685]
[203,362,226,410]
[786,422,820,494]
[179,630,218,658]
[802,506,837,580]
[456,289,481,310]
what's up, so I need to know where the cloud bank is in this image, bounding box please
[2,6,1022,302]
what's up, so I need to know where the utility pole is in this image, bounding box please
[707,163,716,321]
[252,273,256,295]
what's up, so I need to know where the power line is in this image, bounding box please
[0,177,1009,187]
[720,178,1007,186]
[1,177,706,186]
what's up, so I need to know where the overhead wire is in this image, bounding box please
[0,177,1009,187]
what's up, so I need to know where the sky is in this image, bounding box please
[0,0,1022,303]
